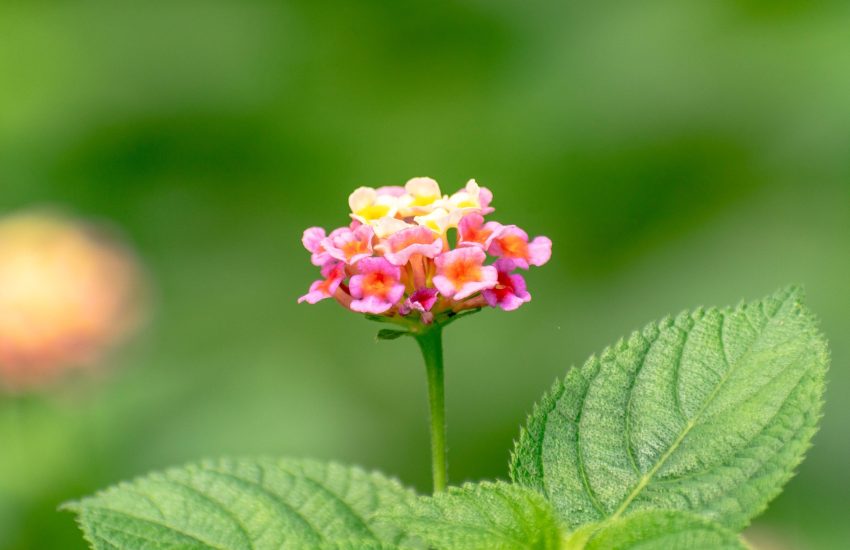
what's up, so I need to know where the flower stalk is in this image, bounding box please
[414,324,447,493]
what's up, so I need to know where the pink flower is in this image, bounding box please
[349,257,405,314]
[483,259,531,311]
[399,288,439,323]
[298,261,345,304]
[457,213,503,250]
[302,227,332,266]
[488,226,552,269]
[322,224,374,265]
[433,247,497,300]
[381,226,444,266]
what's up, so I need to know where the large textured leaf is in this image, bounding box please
[563,510,745,549]
[64,457,416,550]
[383,482,563,550]
[511,287,828,531]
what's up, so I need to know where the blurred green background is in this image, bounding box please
[1,0,848,548]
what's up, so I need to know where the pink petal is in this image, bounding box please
[432,275,456,298]
[303,227,333,266]
[350,295,394,314]
[457,213,503,249]
[401,287,439,315]
[323,225,375,265]
[528,236,552,267]
[376,185,406,197]
[482,260,531,310]
[484,291,528,311]
[298,263,344,304]
[298,281,329,304]
[488,225,531,269]
[386,282,406,305]
[356,257,400,277]
[508,273,530,300]
[302,227,326,253]
[453,265,498,300]
[479,186,494,214]
[382,226,443,266]
[348,273,365,298]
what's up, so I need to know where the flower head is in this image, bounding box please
[300,178,550,326]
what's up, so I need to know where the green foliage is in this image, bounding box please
[64,458,416,550]
[65,288,829,549]
[511,287,828,531]
[384,482,564,550]
[563,510,745,549]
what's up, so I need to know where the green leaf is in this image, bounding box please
[511,287,828,531]
[383,481,564,550]
[563,510,745,549]
[377,329,408,340]
[64,457,416,550]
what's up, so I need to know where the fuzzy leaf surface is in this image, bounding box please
[564,510,745,549]
[65,457,416,550]
[511,287,828,530]
[383,481,563,550]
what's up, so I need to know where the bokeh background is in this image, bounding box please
[1,0,848,548]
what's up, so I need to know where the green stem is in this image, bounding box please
[414,325,447,493]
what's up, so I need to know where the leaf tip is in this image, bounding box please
[58,500,81,513]
[377,328,408,341]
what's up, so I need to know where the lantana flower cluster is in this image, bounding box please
[299,178,551,324]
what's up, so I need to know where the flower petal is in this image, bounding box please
[382,226,444,265]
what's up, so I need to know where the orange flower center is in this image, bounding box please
[498,235,528,259]
[445,258,481,285]
[465,225,492,245]
[342,239,369,260]
[363,272,392,297]
[317,277,337,294]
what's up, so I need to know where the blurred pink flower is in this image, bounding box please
[0,211,144,391]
